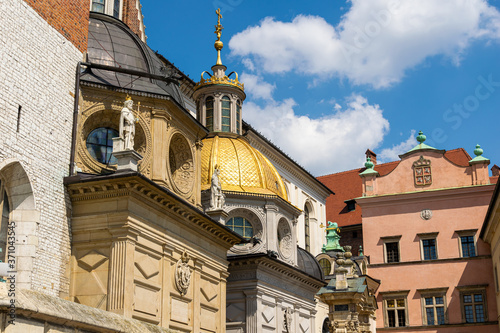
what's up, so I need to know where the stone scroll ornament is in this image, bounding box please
[175,251,191,296]
[283,307,293,332]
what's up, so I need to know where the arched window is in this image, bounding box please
[205,96,214,132]
[221,96,231,132]
[319,258,331,276]
[304,205,310,251]
[226,217,253,240]
[86,127,119,165]
[236,100,241,134]
[0,181,10,263]
[322,318,330,333]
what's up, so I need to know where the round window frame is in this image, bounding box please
[85,127,119,165]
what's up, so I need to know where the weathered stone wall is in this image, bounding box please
[0,0,84,296]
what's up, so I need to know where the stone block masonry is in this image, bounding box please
[0,0,85,297]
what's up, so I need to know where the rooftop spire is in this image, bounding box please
[214,8,224,65]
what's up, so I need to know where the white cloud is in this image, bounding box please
[244,90,390,176]
[229,0,500,88]
[378,130,417,162]
[240,73,275,100]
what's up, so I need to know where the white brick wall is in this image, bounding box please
[0,0,83,296]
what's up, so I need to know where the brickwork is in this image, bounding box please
[0,0,83,296]
[24,0,90,52]
[122,0,142,39]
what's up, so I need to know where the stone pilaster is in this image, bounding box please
[244,290,260,333]
[107,232,137,316]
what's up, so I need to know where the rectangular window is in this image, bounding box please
[383,296,408,327]
[91,0,105,13]
[422,239,437,260]
[386,242,399,263]
[461,236,476,257]
[423,296,446,325]
[113,0,120,18]
[456,230,478,258]
[221,97,231,132]
[458,287,487,323]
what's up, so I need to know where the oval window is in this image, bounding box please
[169,134,194,194]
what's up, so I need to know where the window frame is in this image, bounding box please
[418,232,439,261]
[381,291,409,328]
[304,204,310,252]
[456,229,478,258]
[457,285,488,323]
[90,0,122,19]
[318,258,332,276]
[226,216,254,240]
[418,287,448,326]
[221,95,231,133]
[381,236,401,263]
[205,96,214,132]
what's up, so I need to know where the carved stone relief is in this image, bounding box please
[277,218,293,259]
[283,307,293,332]
[175,251,191,296]
[169,133,195,195]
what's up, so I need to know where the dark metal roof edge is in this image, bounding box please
[228,252,326,285]
[242,121,334,196]
[64,171,244,243]
[79,79,209,135]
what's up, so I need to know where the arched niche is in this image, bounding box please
[0,160,39,289]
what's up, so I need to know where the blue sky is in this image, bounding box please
[142,0,500,176]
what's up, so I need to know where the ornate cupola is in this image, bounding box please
[193,9,246,135]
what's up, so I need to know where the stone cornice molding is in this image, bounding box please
[356,183,496,208]
[229,255,325,290]
[66,173,242,248]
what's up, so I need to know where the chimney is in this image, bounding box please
[492,164,500,177]
[365,149,377,165]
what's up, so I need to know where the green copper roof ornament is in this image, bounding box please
[469,144,490,164]
[416,130,426,144]
[474,144,483,157]
[321,221,344,252]
[359,156,379,176]
[403,130,439,155]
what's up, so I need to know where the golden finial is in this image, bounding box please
[214,8,224,65]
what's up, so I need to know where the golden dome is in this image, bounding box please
[201,135,288,201]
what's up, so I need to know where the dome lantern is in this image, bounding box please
[193,9,246,136]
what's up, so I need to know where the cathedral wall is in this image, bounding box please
[0,0,84,296]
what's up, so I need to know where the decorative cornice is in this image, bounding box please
[194,75,244,92]
[66,173,242,247]
[228,255,325,290]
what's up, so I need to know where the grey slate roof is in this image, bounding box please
[297,246,324,281]
[82,12,185,106]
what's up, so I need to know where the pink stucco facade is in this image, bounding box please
[357,145,497,331]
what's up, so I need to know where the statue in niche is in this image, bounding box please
[119,96,136,150]
[210,165,225,209]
